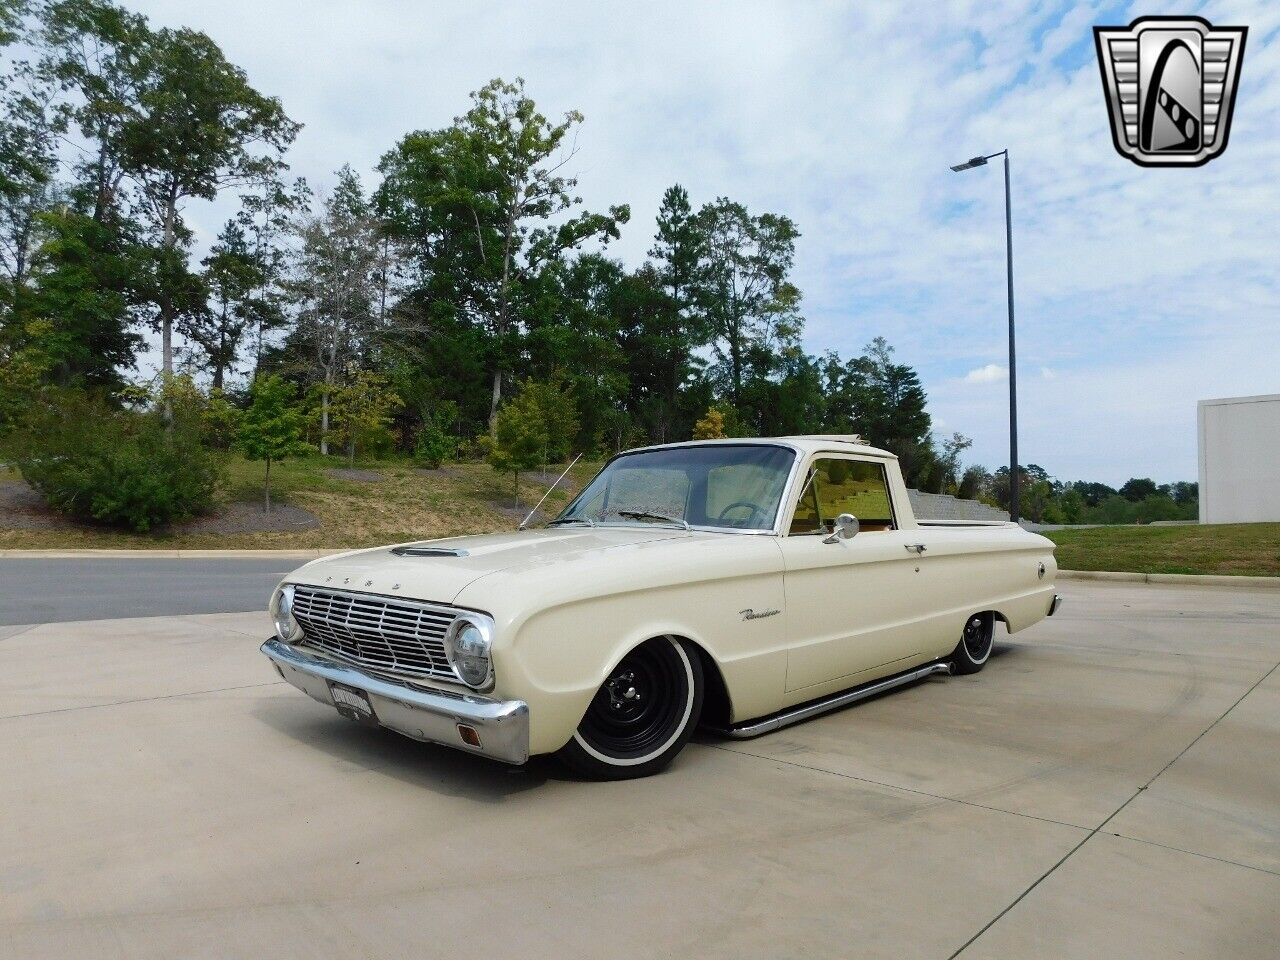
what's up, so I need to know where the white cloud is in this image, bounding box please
[119,0,1280,482]
[964,364,1009,384]
[1040,367,1055,380]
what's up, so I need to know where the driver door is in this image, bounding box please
[779,455,925,692]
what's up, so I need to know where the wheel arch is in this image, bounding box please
[595,632,733,731]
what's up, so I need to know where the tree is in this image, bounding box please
[376,77,629,430]
[40,0,152,224]
[117,20,299,410]
[690,198,801,405]
[235,174,309,374]
[328,368,401,465]
[1119,477,1159,502]
[0,316,54,434]
[191,220,263,388]
[523,254,625,449]
[513,376,578,468]
[0,51,66,309]
[936,433,973,493]
[237,373,308,512]
[650,184,704,315]
[25,209,144,389]
[488,389,548,507]
[693,407,727,440]
[288,167,384,454]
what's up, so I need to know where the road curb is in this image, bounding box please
[1058,569,1280,588]
[0,549,339,560]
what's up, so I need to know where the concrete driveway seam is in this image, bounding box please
[947,657,1280,958]
[707,742,1090,833]
[0,679,284,722]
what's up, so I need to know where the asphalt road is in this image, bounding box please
[0,558,293,625]
[1,580,1277,959]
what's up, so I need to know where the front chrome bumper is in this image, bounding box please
[262,637,530,764]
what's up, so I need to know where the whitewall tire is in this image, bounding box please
[556,636,704,780]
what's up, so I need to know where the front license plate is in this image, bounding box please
[329,682,378,726]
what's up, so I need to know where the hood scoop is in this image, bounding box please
[391,545,470,558]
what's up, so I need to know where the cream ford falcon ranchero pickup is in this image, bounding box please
[263,436,1061,779]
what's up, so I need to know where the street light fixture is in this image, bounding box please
[950,148,1019,522]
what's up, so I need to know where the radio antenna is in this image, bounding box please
[519,453,583,530]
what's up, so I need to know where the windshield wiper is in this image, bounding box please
[616,510,690,530]
[546,516,595,527]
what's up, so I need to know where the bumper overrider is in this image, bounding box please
[261,637,530,764]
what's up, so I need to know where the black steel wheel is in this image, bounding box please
[556,636,704,780]
[948,611,995,674]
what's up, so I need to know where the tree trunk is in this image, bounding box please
[489,369,502,434]
[489,205,518,435]
[160,189,178,425]
[320,386,330,456]
[513,470,519,509]
[347,434,355,467]
[264,457,272,514]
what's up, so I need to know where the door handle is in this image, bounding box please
[905,543,927,554]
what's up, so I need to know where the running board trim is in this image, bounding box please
[713,662,953,740]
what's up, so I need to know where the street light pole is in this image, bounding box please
[950,149,1019,522]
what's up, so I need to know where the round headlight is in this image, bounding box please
[445,615,494,690]
[272,584,301,642]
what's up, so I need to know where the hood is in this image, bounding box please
[287,527,688,604]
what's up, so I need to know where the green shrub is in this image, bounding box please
[16,393,222,532]
[414,414,458,469]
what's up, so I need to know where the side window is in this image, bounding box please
[788,458,896,535]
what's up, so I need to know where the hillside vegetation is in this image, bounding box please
[0,456,597,550]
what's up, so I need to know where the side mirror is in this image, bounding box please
[823,513,859,544]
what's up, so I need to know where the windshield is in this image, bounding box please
[552,444,796,531]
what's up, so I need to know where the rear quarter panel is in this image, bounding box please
[916,524,1058,658]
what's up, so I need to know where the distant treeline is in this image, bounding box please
[0,0,1194,524]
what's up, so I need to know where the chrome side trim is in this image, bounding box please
[262,638,529,764]
[713,662,952,739]
[1048,594,1064,617]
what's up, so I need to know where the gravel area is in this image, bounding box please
[0,482,81,530]
[175,501,321,534]
[0,480,320,535]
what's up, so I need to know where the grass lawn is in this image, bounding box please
[0,455,600,550]
[1046,523,1280,577]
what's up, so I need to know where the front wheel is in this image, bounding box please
[948,611,995,674]
[556,636,704,780]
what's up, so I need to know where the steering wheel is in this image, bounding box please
[716,500,765,527]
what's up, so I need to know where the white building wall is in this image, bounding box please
[1197,394,1280,524]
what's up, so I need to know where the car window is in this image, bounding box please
[705,463,789,528]
[788,458,895,535]
[554,444,795,531]
[598,468,690,519]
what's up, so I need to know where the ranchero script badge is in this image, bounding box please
[1094,16,1247,167]
[740,608,780,621]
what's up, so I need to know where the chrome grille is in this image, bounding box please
[292,586,458,682]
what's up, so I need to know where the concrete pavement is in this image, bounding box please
[1,581,1276,958]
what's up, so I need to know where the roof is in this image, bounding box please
[628,435,897,460]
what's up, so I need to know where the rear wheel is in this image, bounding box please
[557,636,704,780]
[948,612,995,674]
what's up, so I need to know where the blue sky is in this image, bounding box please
[125,0,1280,485]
